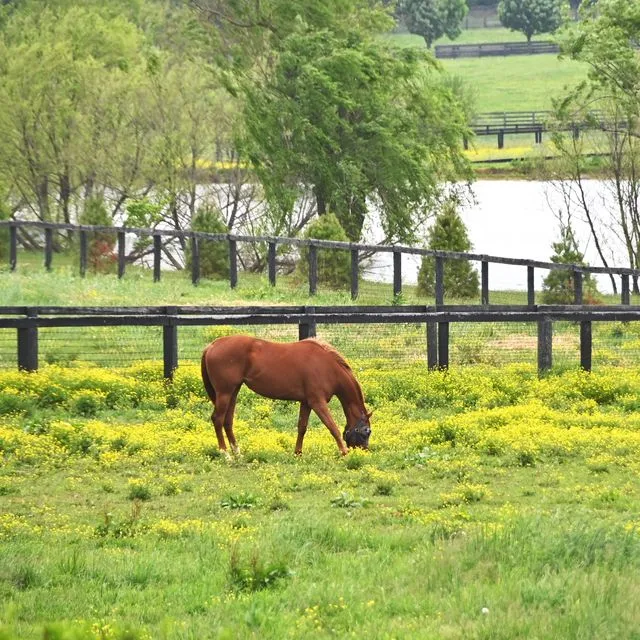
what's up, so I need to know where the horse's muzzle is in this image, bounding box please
[344,426,371,449]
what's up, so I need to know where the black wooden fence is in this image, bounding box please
[435,41,559,59]
[2,220,639,304]
[1,304,639,377]
[469,110,610,148]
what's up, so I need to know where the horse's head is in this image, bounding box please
[343,411,372,449]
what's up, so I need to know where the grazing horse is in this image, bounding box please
[200,336,372,455]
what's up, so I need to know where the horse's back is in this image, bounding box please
[202,336,338,401]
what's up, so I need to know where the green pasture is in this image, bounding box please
[386,29,588,113]
[387,27,551,48]
[3,364,640,639]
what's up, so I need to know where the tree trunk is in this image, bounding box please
[315,186,327,216]
[36,176,50,221]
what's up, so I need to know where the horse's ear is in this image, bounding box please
[366,410,374,419]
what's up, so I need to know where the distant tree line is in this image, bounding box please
[0,0,473,275]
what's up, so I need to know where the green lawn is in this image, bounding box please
[387,27,552,48]
[3,364,640,638]
[442,54,587,112]
[385,29,587,113]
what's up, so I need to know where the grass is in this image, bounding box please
[385,29,588,113]
[3,363,640,638]
[387,27,552,48]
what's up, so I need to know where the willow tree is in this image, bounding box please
[240,31,471,242]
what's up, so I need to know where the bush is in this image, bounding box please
[541,225,600,304]
[185,204,229,279]
[417,200,479,299]
[80,197,116,272]
[299,213,350,288]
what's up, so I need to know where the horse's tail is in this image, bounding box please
[201,347,216,406]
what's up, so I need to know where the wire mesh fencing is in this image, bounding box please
[2,319,640,372]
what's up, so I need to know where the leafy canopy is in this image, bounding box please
[498,0,564,42]
[240,28,472,242]
[398,0,469,48]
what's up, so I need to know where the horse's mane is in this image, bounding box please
[304,339,366,409]
[305,338,352,371]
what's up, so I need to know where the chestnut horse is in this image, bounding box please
[201,336,372,455]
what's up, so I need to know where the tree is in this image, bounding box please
[546,0,640,292]
[185,203,229,279]
[298,213,350,288]
[498,0,564,41]
[541,221,600,304]
[240,29,471,243]
[417,199,479,298]
[398,0,469,47]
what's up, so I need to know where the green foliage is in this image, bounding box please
[417,200,479,299]
[560,0,640,116]
[541,224,600,304]
[125,198,164,229]
[398,0,469,47]
[298,214,350,288]
[185,204,229,279]
[80,197,116,272]
[240,28,471,243]
[127,479,152,501]
[228,547,292,593]
[498,0,564,41]
[221,492,260,509]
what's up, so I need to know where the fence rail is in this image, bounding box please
[435,41,559,59]
[2,304,639,377]
[469,110,611,148]
[1,221,638,305]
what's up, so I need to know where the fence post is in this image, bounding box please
[573,270,583,305]
[350,248,359,300]
[44,227,53,271]
[580,321,592,372]
[79,230,88,278]
[527,266,535,306]
[308,243,318,296]
[621,274,630,305]
[17,309,38,372]
[426,321,438,370]
[438,322,449,370]
[537,317,553,373]
[163,307,178,380]
[9,223,17,271]
[191,235,200,285]
[435,257,444,306]
[393,250,402,299]
[498,130,504,149]
[268,242,277,286]
[229,237,238,289]
[481,260,489,305]
[435,255,446,367]
[299,306,316,340]
[117,231,125,279]
[153,234,162,282]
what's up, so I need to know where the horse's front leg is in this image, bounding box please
[224,386,241,455]
[295,402,311,455]
[311,401,348,456]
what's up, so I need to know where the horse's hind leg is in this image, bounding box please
[295,402,311,455]
[223,386,241,454]
[212,392,233,452]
